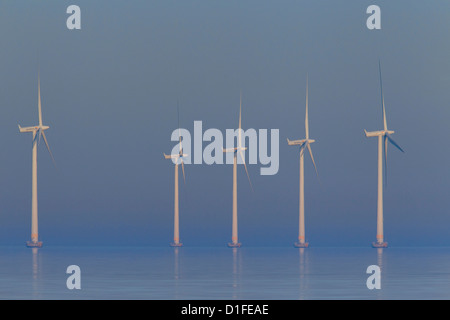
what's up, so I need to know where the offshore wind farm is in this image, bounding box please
[1,1,444,249]
[11,66,409,253]
[13,68,407,251]
[0,0,449,301]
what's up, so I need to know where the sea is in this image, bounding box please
[0,246,449,300]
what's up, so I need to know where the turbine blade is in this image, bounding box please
[387,134,404,153]
[238,92,242,148]
[177,101,182,154]
[181,160,186,185]
[32,130,39,147]
[299,141,307,158]
[307,143,319,179]
[38,72,43,127]
[305,75,309,140]
[379,61,387,131]
[37,128,42,146]
[239,92,242,130]
[41,131,56,168]
[239,149,253,192]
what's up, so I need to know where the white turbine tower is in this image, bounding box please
[223,93,253,248]
[287,76,319,248]
[19,72,56,248]
[164,105,187,247]
[364,61,404,248]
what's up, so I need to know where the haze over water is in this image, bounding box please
[1,246,449,300]
[0,1,449,301]
[1,1,450,248]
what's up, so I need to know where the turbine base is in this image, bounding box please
[26,241,43,248]
[294,242,309,248]
[372,242,388,248]
[170,242,183,247]
[227,242,241,248]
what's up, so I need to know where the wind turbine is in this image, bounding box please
[223,93,253,248]
[164,104,187,247]
[364,61,404,248]
[287,76,319,248]
[19,71,56,248]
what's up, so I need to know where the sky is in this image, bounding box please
[0,0,449,246]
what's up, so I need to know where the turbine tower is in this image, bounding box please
[287,76,319,248]
[364,61,404,248]
[19,71,56,248]
[164,105,187,247]
[223,93,253,248]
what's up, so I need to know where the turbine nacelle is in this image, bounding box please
[364,129,394,138]
[222,147,247,154]
[18,125,50,133]
[287,138,315,146]
[164,153,188,161]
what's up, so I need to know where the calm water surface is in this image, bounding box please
[0,246,449,299]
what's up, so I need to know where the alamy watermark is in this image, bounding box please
[366,5,381,30]
[366,265,381,290]
[66,265,81,290]
[168,121,279,176]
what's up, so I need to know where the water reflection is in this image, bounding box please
[174,247,179,280]
[31,248,41,299]
[0,246,445,300]
[232,248,241,299]
[376,248,384,300]
[298,248,309,300]
[377,248,383,270]
[173,247,180,299]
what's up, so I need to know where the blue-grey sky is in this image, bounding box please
[0,1,449,246]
